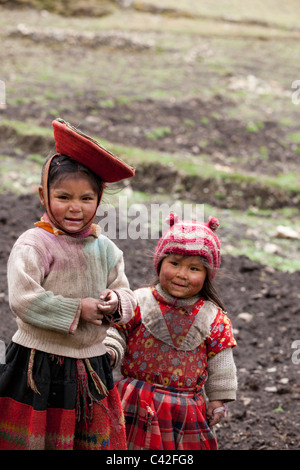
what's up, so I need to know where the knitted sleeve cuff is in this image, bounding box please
[104,327,126,369]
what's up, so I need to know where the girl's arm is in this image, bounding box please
[205,347,237,402]
[204,309,237,425]
[8,244,81,334]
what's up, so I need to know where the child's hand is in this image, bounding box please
[98,289,119,316]
[207,400,227,427]
[80,297,104,325]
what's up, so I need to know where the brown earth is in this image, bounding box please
[1,2,300,451]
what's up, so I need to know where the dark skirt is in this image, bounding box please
[0,342,126,450]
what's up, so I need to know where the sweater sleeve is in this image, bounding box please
[7,244,80,334]
[204,309,237,402]
[106,257,137,325]
[104,326,127,369]
[205,348,238,402]
[103,304,141,367]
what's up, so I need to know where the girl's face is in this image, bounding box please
[159,253,207,299]
[39,174,98,233]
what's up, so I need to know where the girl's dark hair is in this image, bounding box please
[42,154,105,197]
[200,258,226,311]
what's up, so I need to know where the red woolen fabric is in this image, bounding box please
[52,119,135,183]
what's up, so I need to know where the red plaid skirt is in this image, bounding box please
[117,377,218,450]
[0,343,126,450]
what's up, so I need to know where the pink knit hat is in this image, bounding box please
[153,212,221,280]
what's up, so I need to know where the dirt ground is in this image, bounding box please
[1,2,300,451]
[0,192,299,450]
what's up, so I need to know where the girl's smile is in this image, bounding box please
[159,253,207,299]
[39,175,98,233]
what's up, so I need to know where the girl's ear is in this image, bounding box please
[38,185,45,206]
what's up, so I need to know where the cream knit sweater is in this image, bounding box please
[7,226,136,359]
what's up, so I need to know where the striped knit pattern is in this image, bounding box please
[153,213,221,279]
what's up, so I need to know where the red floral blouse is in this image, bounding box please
[117,287,236,390]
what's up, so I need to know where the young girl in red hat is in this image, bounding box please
[0,119,136,450]
[105,213,237,450]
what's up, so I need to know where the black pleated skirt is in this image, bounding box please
[0,342,126,450]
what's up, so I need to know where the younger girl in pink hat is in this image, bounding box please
[105,212,237,450]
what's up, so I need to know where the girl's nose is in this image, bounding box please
[69,201,81,212]
[177,267,188,279]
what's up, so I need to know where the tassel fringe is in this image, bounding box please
[76,359,94,425]
[84,358,108,397]
[27,349,41,395]
[75,359,108,426]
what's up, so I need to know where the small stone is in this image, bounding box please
[275,225,300,240]
[237,312,253,322]
[265,386,277,393]
[279,378,289,384]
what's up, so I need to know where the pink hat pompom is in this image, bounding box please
[166,212,179,227]
[207,216,220,231]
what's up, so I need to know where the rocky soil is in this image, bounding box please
[0,1,300,450]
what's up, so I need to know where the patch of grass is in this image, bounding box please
[228,241,300,273]
[28,153,45,165]
[264,172,299,192]
[259,146,269,160]
[145,126,172,140]
[183,119,195,127]
[200,117,209,125]
[0,119,52,138]
[287,132,300,143]
[1,119,299,200]
[246,121,264,133]
[0,155,41,194]
[202,203,300,272]
[98,99,115,108]
[97,138,300,198]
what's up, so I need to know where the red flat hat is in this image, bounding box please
[52,118,135,183]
